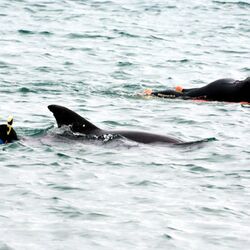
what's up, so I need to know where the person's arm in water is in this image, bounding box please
[143,86,188,98]
[151,89,184,98]
[143,77,250,102]
[143,80,235,99]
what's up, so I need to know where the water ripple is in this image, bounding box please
[0,0,250,249]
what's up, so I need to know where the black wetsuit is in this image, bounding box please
[152,77,250,102]
[0,124,18,144]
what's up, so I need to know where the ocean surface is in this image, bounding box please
[0,0,250,249]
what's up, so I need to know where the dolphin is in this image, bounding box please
[48,105,212,145]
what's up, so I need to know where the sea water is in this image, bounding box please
[0,1,250,249]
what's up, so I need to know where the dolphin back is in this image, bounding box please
[48,105,99,133]
[48,105,212,146]
[113,130,182,144]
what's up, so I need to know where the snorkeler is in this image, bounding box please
[143,77,250,103]
[0,116,18,144]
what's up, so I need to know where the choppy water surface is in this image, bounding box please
[0,0,250,249]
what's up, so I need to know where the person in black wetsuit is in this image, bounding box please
[0,116,18,144]
[144,77,250,102]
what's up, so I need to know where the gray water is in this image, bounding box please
[0,0,250,249]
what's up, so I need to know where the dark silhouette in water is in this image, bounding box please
[144,77,250,103]
[0,106,214,146]
[0,116,18,144]
[48,104,213,145]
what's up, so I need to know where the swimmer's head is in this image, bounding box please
[0,116,18,144]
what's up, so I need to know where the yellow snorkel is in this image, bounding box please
[7,115,13,135]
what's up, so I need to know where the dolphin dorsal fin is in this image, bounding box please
[48,105,99,133]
